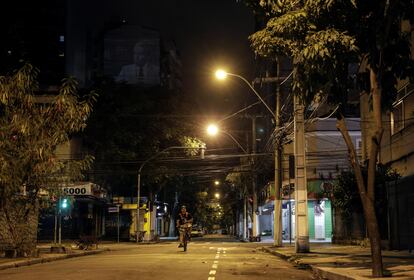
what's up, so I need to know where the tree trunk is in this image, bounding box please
[366,67,384,277]
[363,195,384,277]
[337,109,384,277]
[0,198,39,257]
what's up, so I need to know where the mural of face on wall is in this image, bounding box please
[114,39,160,85]
[133,41,151,67]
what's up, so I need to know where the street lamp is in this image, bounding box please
[214,68,273,243]
[206,123,248,154]
[214,69,275,118]
[215,69,228,80]
[215,193,220,199]
[136,145,206,242]
[214,180,220,186]
[207,124,219,136]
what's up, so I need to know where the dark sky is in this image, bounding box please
[102,0,257,117]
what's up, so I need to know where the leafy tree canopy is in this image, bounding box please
[0,64,95,254]
[249,0,414,107]
[0,64,95,202]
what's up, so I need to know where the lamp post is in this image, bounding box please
[215,70,275,118]
[206,123,248,154]
[206,122,250,240]
[136,145,206,242]
[215,67,308,251]
[214,70,276,241]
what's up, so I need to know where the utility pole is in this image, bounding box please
[251,116,258,239]
[252,62,284,246]
[293,94,309,253]
[243,185,248,241]
[274,60,283,246]
[54,203,58,244]
[244,131,250,241]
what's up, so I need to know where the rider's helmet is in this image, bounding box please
[181,205,187,210]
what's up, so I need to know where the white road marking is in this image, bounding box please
[208,277,215,280]
[212,264,218,269]
[213,260,218,264]
[209,247,214,250]
[215,255,220,259]
[209,270,217,275]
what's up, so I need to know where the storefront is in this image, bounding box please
[281,199,332,242]
[38,182,108,241]
[258,180,333,242]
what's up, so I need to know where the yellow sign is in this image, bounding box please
[122,203,147,210]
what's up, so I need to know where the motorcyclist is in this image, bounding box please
[176,205,193,248]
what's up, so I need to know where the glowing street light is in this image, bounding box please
[214,180,220,186]
[215,69,228,80]
[206,123,248,154]
[207,124,219,136]
[215,193,220,199]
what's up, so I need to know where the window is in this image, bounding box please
[356,138,362,150]
[391,101,404,134]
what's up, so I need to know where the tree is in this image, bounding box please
[328,164,400,240]
[226,168,251,237]
[248,0,414,276]
[0,64,95,256]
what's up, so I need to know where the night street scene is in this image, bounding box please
[1,1,414,280]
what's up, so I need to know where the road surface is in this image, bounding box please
[0,240,315,280]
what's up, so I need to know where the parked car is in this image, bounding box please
[261,230,272,236]
[191,225,203,237]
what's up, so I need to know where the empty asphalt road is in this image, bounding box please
[0,240,315,280]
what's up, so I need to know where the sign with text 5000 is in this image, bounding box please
[63,185,92,196]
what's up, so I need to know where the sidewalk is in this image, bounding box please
[261,243,414,280]
[0,242,137,271]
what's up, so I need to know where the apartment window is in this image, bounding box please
[356,138,362,150]
[391,101,404,134]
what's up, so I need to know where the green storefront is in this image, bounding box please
[266,180,334,242]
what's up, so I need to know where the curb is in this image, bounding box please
[312,267,355,280]
[261,247,354,280]
[0,248,109,271]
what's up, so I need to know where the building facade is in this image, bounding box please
[379,80,414,250]
[258,118,361,243]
